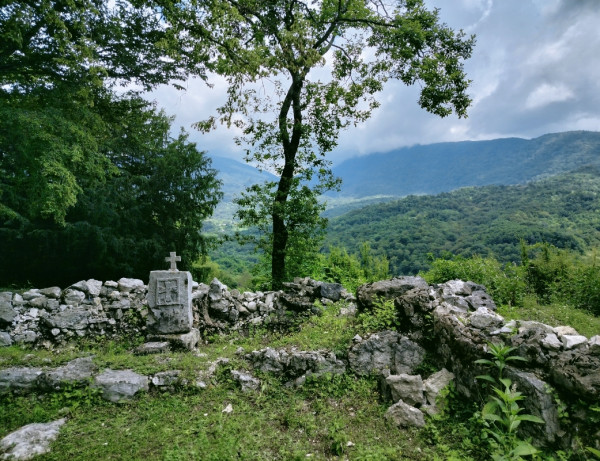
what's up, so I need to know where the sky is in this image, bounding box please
[147,0,600,166]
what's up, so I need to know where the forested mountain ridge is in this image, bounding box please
[325,169,600,275]
[331,130,600,198]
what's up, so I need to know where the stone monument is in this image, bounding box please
[144,252,199,351]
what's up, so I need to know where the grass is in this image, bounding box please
[497,295,600,338]
[1,300,599,460]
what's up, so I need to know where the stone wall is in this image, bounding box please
[2,275,599,448]
[0,277,353,348]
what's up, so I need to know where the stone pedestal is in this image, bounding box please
[147,270,193,334]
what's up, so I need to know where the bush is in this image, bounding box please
[420,254,527,307]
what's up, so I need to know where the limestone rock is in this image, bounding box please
[39,287,61,299]
[134,342,170,355]
[319,283,344,302]
[40,357,96,390]
[0,292,16,326]
[148,328,199,351]
[348,331,424,376]
[469,307,504,329]
[541,333,562,351]
[590,336,600,356]
[357,276,429,312]
[0,418,66,460]
[231,370,261,392]
[381,374,424,406]
[385,400,425,428]
[62,289,85,306]
[505,368,563,445]
[151,370,183,389]
[0,331,12,346]
[117,278,145,293]
[44,307,92,331]
[21,289,42,301]
[246,347,345,383]
[561,335,587,350]
[94,369,149,402]
[423,368,455,406]
[0,367,43,395]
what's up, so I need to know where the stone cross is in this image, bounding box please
[165,252,181,271]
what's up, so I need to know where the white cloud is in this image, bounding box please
[144,0,600,165]
[525,83,575,110]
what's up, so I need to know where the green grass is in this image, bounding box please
[2,300,599,460]
[497,296,600,338]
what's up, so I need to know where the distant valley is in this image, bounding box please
[206,130,600,282]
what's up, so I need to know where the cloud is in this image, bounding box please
[525,83,575,110]
[145,0,600,165]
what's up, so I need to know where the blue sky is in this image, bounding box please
[148,0,600,165]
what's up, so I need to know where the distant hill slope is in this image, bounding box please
[325,169,600,275]
[332,131,600,198]
[210,156,277,201]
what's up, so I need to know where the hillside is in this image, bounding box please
[325,169,600,275]
[332,131,600,198]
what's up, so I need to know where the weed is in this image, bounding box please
[357,296,399,332]
[475,342,544,460]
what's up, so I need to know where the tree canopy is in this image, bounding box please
[157,0,475,288]
[0,1,221,286]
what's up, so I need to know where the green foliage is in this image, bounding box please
[1,90,222,286]
[159,0,473,289]
[475,343,543,460]
[357,296,399,333]
[326,170,600,276]
[311,243,390,292]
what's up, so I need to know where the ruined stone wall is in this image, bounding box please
[0,277,352,347]
[1,275,600,448]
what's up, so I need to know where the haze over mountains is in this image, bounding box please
[211,131,600,207]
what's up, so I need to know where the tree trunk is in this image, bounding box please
[271,73,304,290]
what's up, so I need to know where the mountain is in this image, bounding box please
[325,169,600,275]
[209,156,277,201]
[332,131,600,198]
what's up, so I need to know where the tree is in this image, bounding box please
[1,0,220,285]
[0,0,209,225]
[157,0,474,289]
[0,90,222,286]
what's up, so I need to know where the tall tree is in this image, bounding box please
[157,0,474,289]
[0,0,208,225]
[0,90,222,286]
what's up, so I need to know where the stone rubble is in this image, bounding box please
[0,418,67,460]
[1,275,599,451]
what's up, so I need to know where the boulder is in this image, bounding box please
[469,307,504,329]
[44,307,92,331]
[39,287,61,299]
[423,368,455,406]
[40,357,96,390]
[0,367,43,395]
[385,400,425,428]
[319,283,344,302]
[62,289,85,306]
[357,276,429,312]
[381,374,424,406]
[505,368,563,446]
[230,370,261,392]
[117,278,144,293]
[0,292,16,326]
[151,370,183,390]
[0,331,12,347]
[348,331,425,376]
[0,418,66,460]
[94,369,149,403]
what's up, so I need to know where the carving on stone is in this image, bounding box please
[156,278,179,305]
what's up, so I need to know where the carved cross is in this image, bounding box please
[165,252,181,271]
